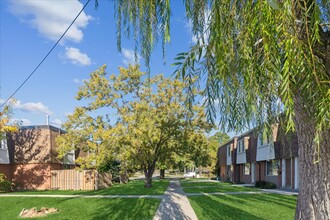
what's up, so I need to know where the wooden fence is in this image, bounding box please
[50,170,96,190]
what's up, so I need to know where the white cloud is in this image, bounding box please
[8,100,53,115]
[64,47,91,66]
[51,119,62,127]
[9,0,92,43]
[185,9,211,45]
[121,48,141,66]
[73,78,88,84]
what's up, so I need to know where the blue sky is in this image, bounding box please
[0,0,199,128]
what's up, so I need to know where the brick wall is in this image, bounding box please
[276,128,299,159]
[0,164,12,180]
[11,163,52,190]
[218,145,227,167]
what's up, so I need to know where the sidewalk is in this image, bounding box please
[0,194,163,199]
[153,179,198,220]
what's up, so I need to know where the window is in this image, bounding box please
[259,133,263,146]
[227,145,231,156]
[237,140,244,153]
[259,131,272,146]
[0,135,6,149]
[243,163,250,175]
[266,160,279,176]
[266,134,271,144]
[63,150,75,165]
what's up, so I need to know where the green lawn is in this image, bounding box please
[0,197,160,220]
[180,180,259,193]
[189,194,297,220]
[4,179,169,196]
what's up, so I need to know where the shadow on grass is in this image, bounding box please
[189,194,296,220]
[245,193,297,209]
[0,197,160,220]
[85,198,160,220]
[5,179,169,196]
[190,195,264,220]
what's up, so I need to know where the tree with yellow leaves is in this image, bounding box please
[0,105,18,140]
[57,65,212,187]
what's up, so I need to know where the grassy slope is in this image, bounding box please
[189,194,297,220]
[4,180,169,196]
[180,181,259,193]
[0,197,160,220]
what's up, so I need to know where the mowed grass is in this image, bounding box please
[0,197,160,220]
[180,180,259,193]
[5,179,169,196]
[189,194,297,220]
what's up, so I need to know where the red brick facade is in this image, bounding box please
[217,123,299,189]
[0,125,78,190]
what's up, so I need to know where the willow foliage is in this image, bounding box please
[111,0,330,138]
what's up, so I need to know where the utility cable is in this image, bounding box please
[0,0,91,108]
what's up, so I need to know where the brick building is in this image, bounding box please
[0,125,80,190]
[217,123,299,190]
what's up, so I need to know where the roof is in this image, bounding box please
[19,125,66,133]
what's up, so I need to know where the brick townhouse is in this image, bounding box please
[0,125,80,190]
[217,123,299,190]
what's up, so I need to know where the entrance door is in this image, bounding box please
[251,163,256,183]
[285,159,292,188]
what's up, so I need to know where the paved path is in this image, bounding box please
[0,194,163,199]
[153,180,198,220]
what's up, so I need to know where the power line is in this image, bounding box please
[0,0,91,108]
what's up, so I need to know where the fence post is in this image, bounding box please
[94,170,98,190]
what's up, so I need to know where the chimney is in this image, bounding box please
[46,115,49,125]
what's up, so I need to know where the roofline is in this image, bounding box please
[219,136,238,148]
[19,125,66,133]
[237,127,256,139]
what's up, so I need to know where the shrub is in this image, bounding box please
[0,172,12,192]
[255,180,276,189]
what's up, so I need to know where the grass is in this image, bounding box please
[5,179,169,196]
[0,197,160,220]
[180,180,259,193]
[189,194,297,220]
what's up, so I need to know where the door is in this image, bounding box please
[251,163,256,183]
[285,159,292,188]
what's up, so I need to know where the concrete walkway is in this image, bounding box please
[153,180,198,220]
[0,194,163,199]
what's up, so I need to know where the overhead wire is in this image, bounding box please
[0,0,91,108]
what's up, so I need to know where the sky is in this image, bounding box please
[0,0,199,128]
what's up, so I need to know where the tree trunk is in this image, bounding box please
[293,96,330,220]
[160,169,165,179]
[119,172,129,184]
[144,164,155,188]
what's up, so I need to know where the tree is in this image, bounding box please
[0,104,18,139]
[57,65,211,188]
[209,132,230,146]
[107,0,329,218]
[208,131,230,174]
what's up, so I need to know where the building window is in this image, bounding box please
[237,140,245,153]
[259,131,272,147]
[266,160,279,176]
[227,145,231,156]
[63,151,75,165]
[0,136,6,149]
[243,163,250,175]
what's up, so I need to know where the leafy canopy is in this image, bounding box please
[111,0,330,138]
[0,104,18,138]
[56,65,212,173]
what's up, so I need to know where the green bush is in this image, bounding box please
[0,172,11,192]
[255,180,276,189]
